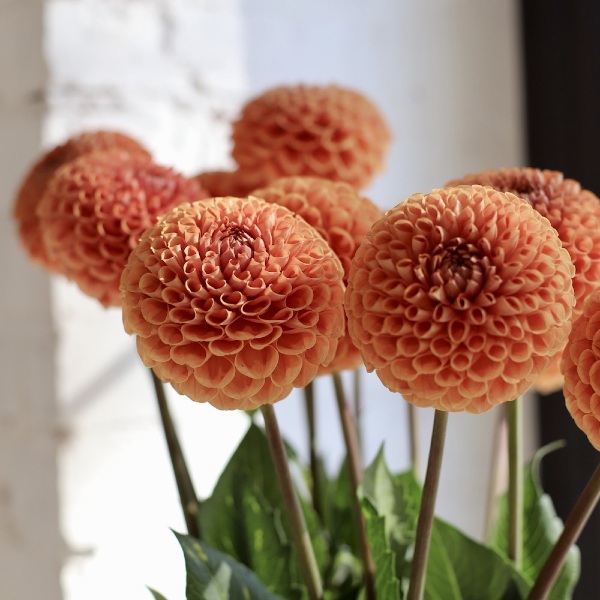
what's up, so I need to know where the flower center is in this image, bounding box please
[427,240,487,306]
[497,177,547,206]
[209,220,260,270]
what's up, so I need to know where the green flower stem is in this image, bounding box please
[332,372,376,600]
[304,381,323,519]
[484,406,508,541]
[407,409,449,600]
[507,397,523,568]
[528,462,600,600]
[409,404,420,478]
[261,404,324,600]
[353,368,363,456]
[150,369,201,539]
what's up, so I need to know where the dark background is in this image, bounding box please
[521,1,600,598]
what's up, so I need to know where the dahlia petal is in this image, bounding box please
[270,354,303,387]
[194,355,235,388]
[170,344,209,368]
[222,374,265,400]
[235,344,279,379]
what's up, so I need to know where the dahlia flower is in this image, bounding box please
[561,287,600,450]
[447,167,600,393]
[345,185,575,413]
[14,130,150,269]
[37,149,204,306]
[121,196,346,410]
[232,84,391,190]
[252,176,383,372]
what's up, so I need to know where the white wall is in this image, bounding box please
[1,1,529,599]
[0,1,63,599]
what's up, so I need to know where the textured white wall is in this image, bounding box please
[0,1,528,599]
[0,1,62,599]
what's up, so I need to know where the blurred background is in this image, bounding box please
[0,1,596,599]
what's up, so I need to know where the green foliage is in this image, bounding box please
[425,518,528,600]
[359,448,422,581]
[199,424,328,599]
[147,588,169,600]
[491,443,580,600]
[176,533,286,600]
[162,426,579,600]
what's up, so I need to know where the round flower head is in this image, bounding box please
[561,287,600,450]
[232,84,391,190]
[252,176,383,372]
[121,196,346,410]
[37,149,205,306]
[14,130,150,270]
[447,167,600,393]
[345,185,575,413]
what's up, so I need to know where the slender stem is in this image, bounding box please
[407,410,449,600]
[304,381,323,519]
[332,372,376,600]
[150,369,201,539]
[528,462,600,600]
[409,404,420,478]
[353,368,363,457]
[507,397,523,568]
[484,407,508,541]
[261,404,324,600]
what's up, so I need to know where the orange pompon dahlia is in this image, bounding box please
[345,185,575,413]
[120,197,346,410]
[561,287,600,450]
[37,150,205,307]
[447,167,600,393]
[14,130,151,270]
[252,176,383,372]
[232,85,391,190]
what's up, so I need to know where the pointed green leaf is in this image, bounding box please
[321,458,358,555]
[491,443,580,600]
[361,498,402,599]
[148,588,169,600]
[424,518,529,600]
[176,533,287,600]
[199,424,328,598]
[359,448,422,579]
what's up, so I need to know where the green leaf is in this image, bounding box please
[321,459,358,555]
[148,588,169,600]
[424,518,529,600]
[359,448,422,580]
[176,533,286,600]
[491,443,580,600]
[199,424,328,599]
[361,499,402,599]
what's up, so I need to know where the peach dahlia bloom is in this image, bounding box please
[37,150,204,307]
[447,167,600,393]
[345,185,575,413]
[252,176,383,372]
[561,287,600,450]
[120,196,346,410]
[232,84,391,190]
[14,130,150,270]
